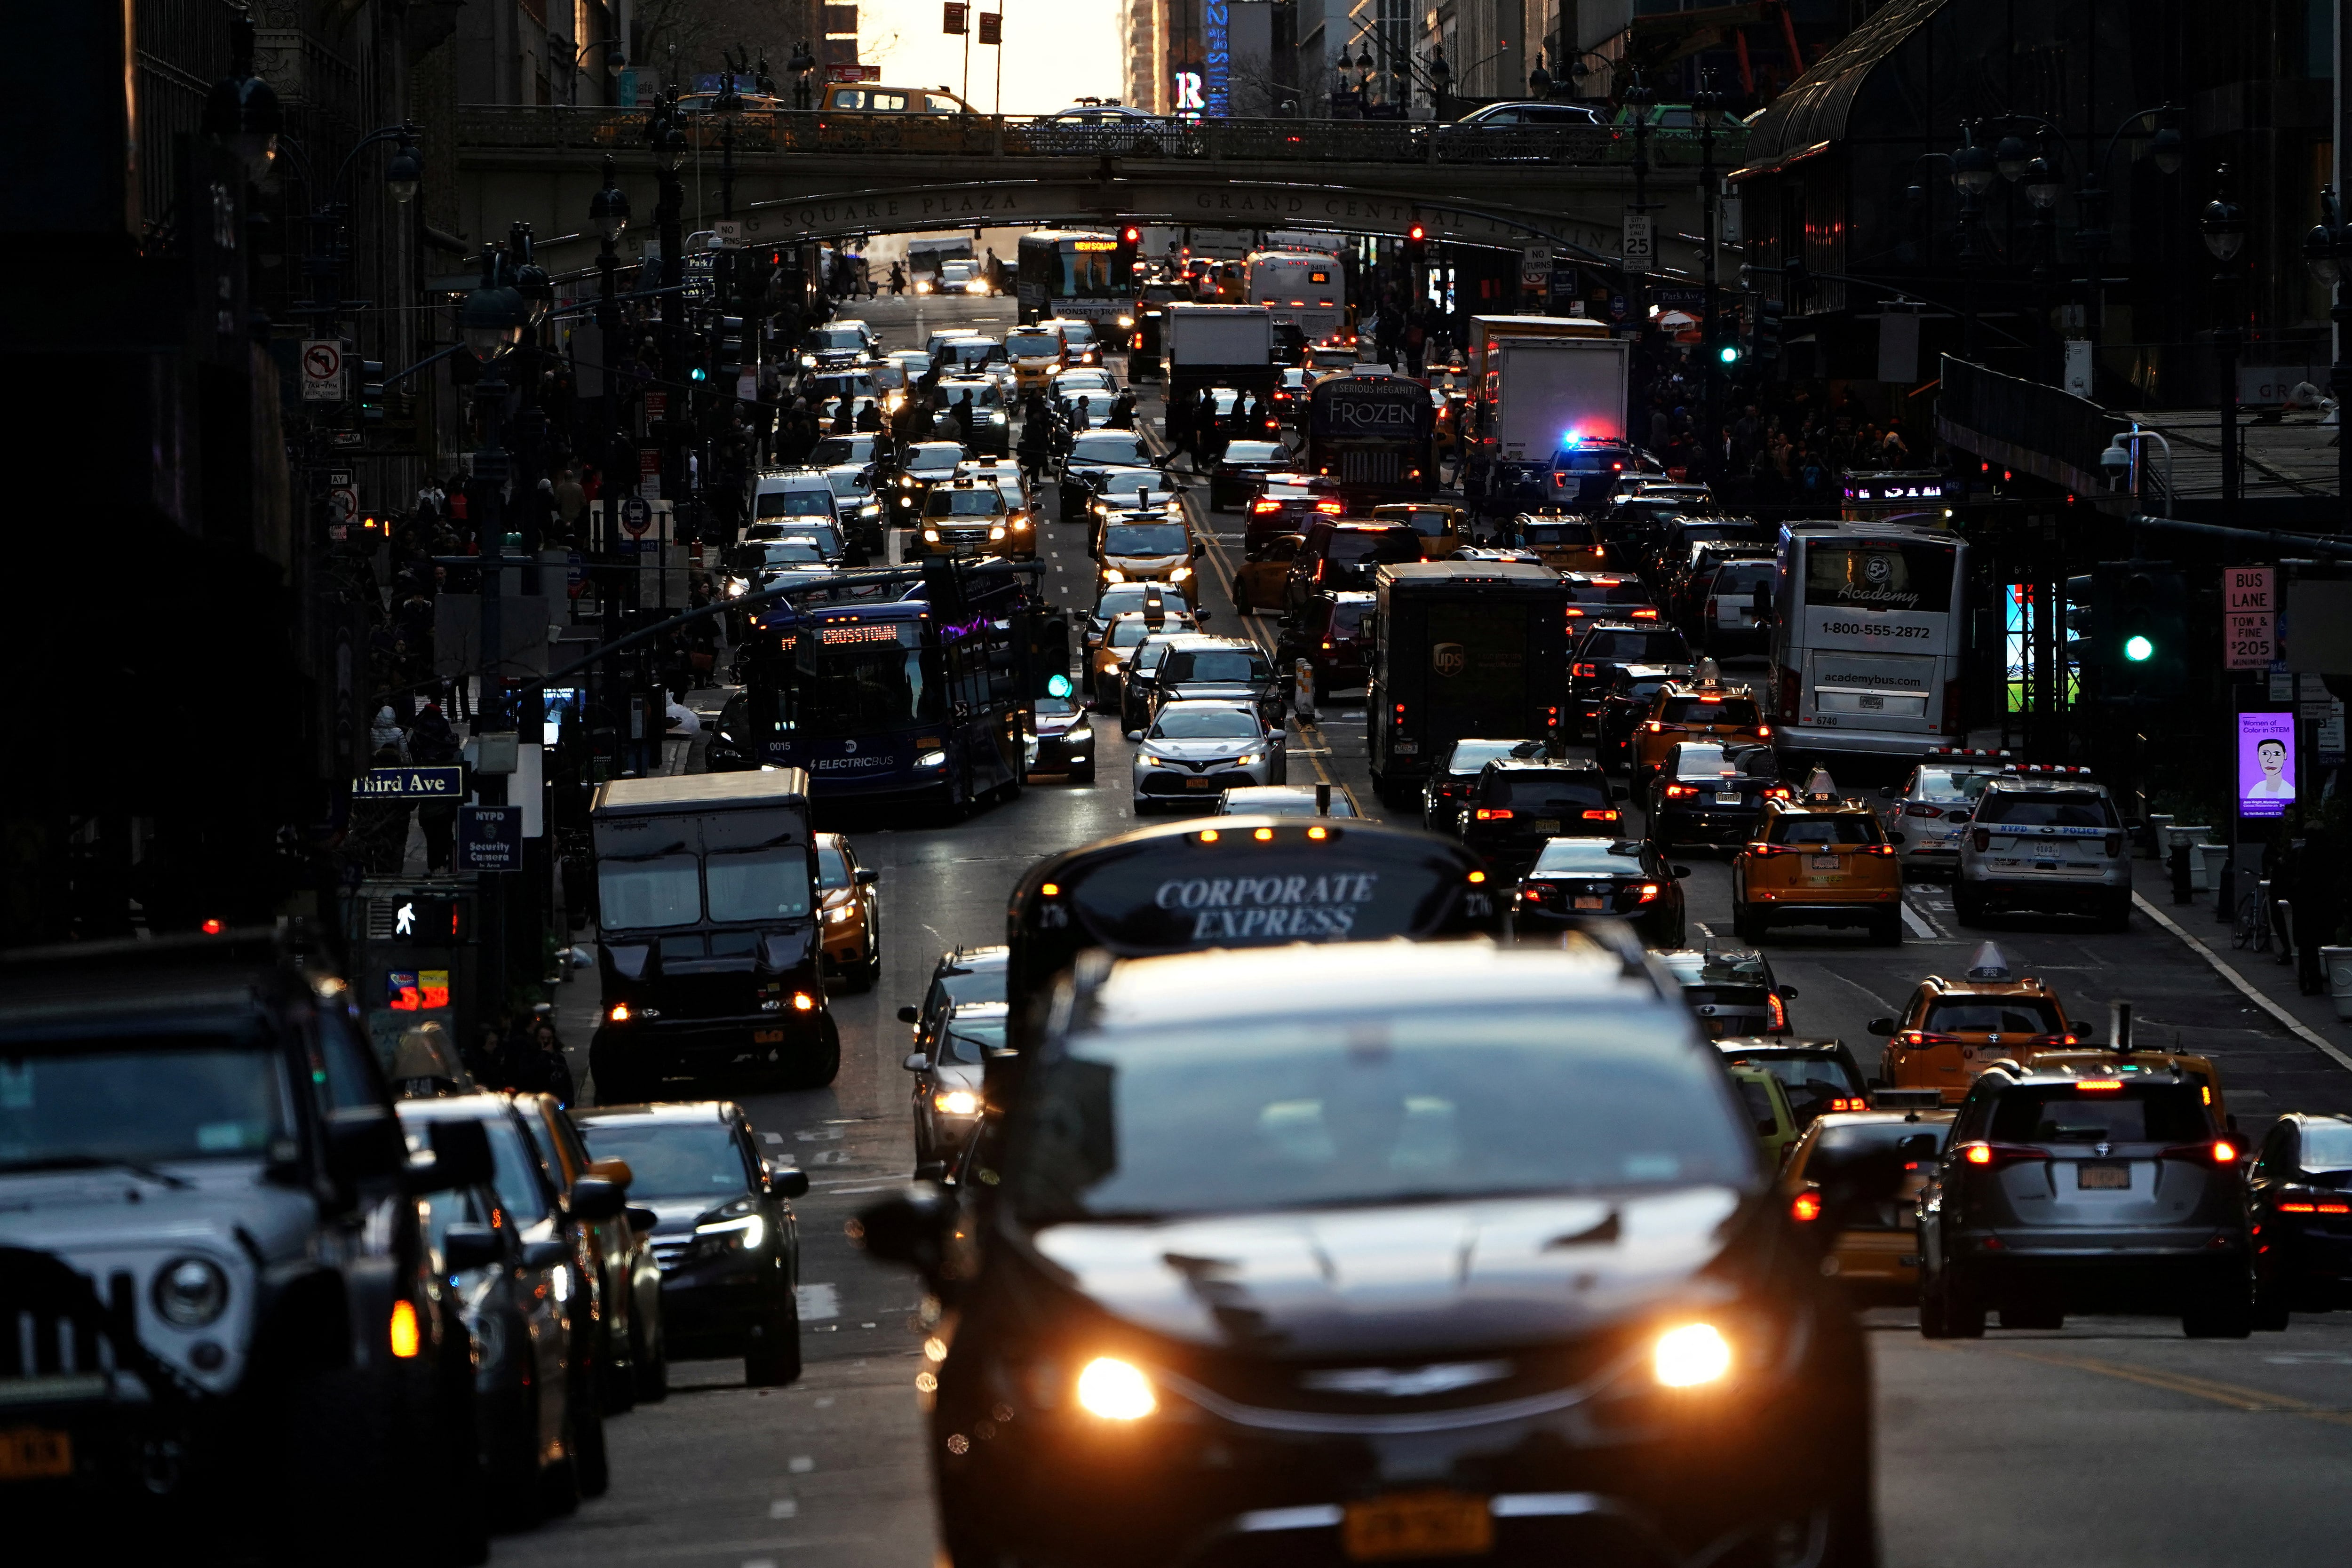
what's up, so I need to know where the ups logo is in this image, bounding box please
[1431,642,1466,677]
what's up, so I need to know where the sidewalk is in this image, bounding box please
[2130,859,2352,1075]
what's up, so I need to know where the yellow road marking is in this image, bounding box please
[1998,1348,2352,1427]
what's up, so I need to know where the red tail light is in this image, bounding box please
[1252,499,1280,514]
[1474,808,1514,820]
[1826,1097,1866,1113]
[1902,803,1944,819]
[1645,721,1665,732]
[2102,832,2124,858]
[1756,724,1772,738]
[1315,500,1343,514]
[1764,786,1792,799]
[1582,809,1620,821]
[1790,1191,1823,1223]
[1766,993,1788,1031]
[1664,784,1699,798]
[1748,842,1793,856]
[1943,679,1965,736]
[1899,1030,1961,1048]
[1631,607,1659,620]
[1635,882,1661,903]
[2163,1140,2240,1166]
[1519,883,1547,901]
[1573,663,1597,677]
[1958,1141,2050,1170]
[1864,843,1897,856]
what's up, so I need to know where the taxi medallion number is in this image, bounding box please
[1341,1493,1494,1561]
[0,1425,72,1480]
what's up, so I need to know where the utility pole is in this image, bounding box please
[1695,69,1722,483]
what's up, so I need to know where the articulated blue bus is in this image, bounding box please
[734,561,1057,813]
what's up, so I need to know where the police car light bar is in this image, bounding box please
[1927,747,2015,759]
[2003,764,2095,778]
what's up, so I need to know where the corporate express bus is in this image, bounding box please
[1769,520,1968,765]
[737,560,1051,812]
[1016,229,1129,326]
[1307,370,1438,496]
[1247,249,1349,347]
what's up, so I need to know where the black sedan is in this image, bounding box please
[1645,740,1788,848]
[1420,737,1539,832]
[575,1102,810,1388]
[2250,1112,2352,1322]
[1656,947,1798,1038]
[1594,662,1692,772]
[1206,438,1291,509]
[1028,686,1097,782]
[855,939,1881,1568]
[1570,622,1694,736]
[882,441,970,530]
[1512,836,1688,947]
[1456,759,1625,877]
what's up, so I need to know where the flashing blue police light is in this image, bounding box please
[1046,673,1073,699]
[1560,428,1582,447]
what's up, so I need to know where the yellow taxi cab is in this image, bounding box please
[1088,607,1196,709]
[1727,1065,1801,1170]
[1782,1093,1955,1303]
[915,476,1034,559]
[1230,533,1302,615]
[815,831,881,991]
[818,82,977,115]
[1866,941,2081,1104]
[1371,501,1470,559]
[952,460,1037,558]
[1091,505,1200,597]
[1004,322,1066,393]
[1629,662,1771,783]
[1506,511,1608,572]
[1730,772,1904,945]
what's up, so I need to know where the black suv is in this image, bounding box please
[1593,662,1692,772]
[0,933,494,1556]
[1570,622,1693,737]
[1456,759,1623,875]
[1420,737,1541,832]
[1646,740,1787,848]
[1916,1062,2255,1337]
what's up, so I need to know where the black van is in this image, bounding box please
[587,771,835,1098]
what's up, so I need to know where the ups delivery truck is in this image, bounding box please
[1367,561,1573,803]
[587,770,835,1098]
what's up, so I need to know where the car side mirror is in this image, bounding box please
[626,1204,658,1234]
[904,1051,931,1073]
[568,1174,628,1223]
[1671,865,1691,878]
[855,867,880,885]
[851,1182,954,1279]
[1778,985,1798,999]
[765,1164,811,1199]
[442,1224,504,1273]
[1879,785,1898,799]
[1896,1133,1940,1162]
[329,1106,408,1194]
[898,1004,921,1024]
[1193,541,1206,557]
[1125,730,1144,741]
[520,1238,571,1270]
[1194,610,1211,622]
[1866,1017,1897,1036]
[402,1117,495,1196]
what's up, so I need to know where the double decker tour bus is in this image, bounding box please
[1307,369,1438,497]
[1768,519,1969,769]
[1016,229,1133,327]
[1246,248,1350,349]
[736,559,1060,814]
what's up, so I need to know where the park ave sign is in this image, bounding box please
[734,179,1615,257]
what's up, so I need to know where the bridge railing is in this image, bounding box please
[454,106,1745,169]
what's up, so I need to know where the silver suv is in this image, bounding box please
[1915,1062,2255,1337]
[1871,746,2013,878]
[1953,766,2130,930]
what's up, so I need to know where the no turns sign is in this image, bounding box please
[301,339,346,402]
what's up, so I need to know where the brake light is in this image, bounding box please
[1789,1191,1823,1223]
[1582,809,1620,821]
[1757,724,1772,738]
[1864,842,1897,856]
[1899,1030,1960,1048]
[1766,993,1787,1031]
[1664,784,1699,798]
[1631,607,1659,620]
[1252,499,1280,514]
[1474,808,1514,820]
[1573,663,1598,677]
[1315,500,1343,514]
[1959,1141,2050,1169]
[1971,828,1991,852]
[2074,1079,2125,1091]
[1943,679,1964,736]
[1826,1097,1866,1113]
[1646,721,1665,732]
[1764,786,1792,799]
[1635,882,1661,903]
[1903,803,1944,819]
[1748,841,1791,856]
[2281,1202,2318,1213]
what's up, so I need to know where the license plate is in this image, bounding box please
[753,1029,784,1044]
[1526,819,1559,833]
[2078,1162,2130,1190]
[1860,693,1884,710]
[1573,895,1605,910]
[1342,1494,1493,1562]
[1186,777,1217,789]
[1715,791,1742,805]
[1810,854,1841,870]
[0,1426,72,1481]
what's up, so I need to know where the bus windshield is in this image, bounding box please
[797,622,942,734]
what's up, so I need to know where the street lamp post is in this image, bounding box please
[1625,71,1655,342]
[2021,152,2062,383]
[589,156,633,781]
[2303,188,2352,525]
[2069,104,2185,350]
[1694,69,1724,479]
[2202,166,2249,518]
[1428,46,1452,121]
[650,92,689,550]
[1950,123,1996,362]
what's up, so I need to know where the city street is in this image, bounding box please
[494,294,2352,1568]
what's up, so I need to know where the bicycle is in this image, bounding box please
[2233,888,2273,953]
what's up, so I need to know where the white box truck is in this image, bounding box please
[1462,317,1629,517]
[1161,302,1277,409]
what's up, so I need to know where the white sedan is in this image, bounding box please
[1131,700,1287,814]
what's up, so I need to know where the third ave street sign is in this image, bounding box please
[355,766,465,798]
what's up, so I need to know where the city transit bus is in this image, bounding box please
[1768,519,1969,768]
[1016,229,1130,327]
[1247,248,1350,347]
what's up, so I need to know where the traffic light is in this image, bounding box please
[2089,560,2187,704]
[1716,341,1742,366]
[1115,225,1142,279]
[1753,298,1784,362]
[358,360,387,424]
[1402,224,1428,264]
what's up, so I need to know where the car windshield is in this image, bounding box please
[910,445,966,471]
[1163,648,1271,685]
[1225,442,1285,463]
[756,488,834,518]
[1058,322,1098,345]
[1072,433,1150,464]
[809,328,864,351]
[705,850,815,922]
[1977,790,2118,829]
[1152,707,1260,740]
[1989,1086,2207,1146]
[1330,601,1371,634]
[1671,745,1734,778]
[815,842,850,890]
[599,855,701,929]
[1096,586,1192,621]
[1007,331,1060,357]
[1661,696,1760,726]
[1386,509,1457,538]
[1010,1006,1752,1220]
[1103,524,1188,555]
[0,1037,292,1170]
[578,1121,747,1198]
[823,470,871,497]
[1489,773,1609,813]
[1569,581,1649,603]
[1230,791,1355,817]
[1583,630,1691,662]
[1766,815,1883,846]
[1801,1118,1946,1199]
[755,541,829,566]
[926,489,1005,517]
[1326,532,1403,565]
[1532,838,1645,873]
[1520,520,1595,545]
[936,1008,1007,1066]
[1922,998,2064,1035]
[1106,618,1158,649]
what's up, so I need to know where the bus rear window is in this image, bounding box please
[1802,541,1955,613]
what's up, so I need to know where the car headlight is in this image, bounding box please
[1653,1322,1732,1388]
[800,354,817,367]
[933,1088,982,1116]
[1118,315,1136,328]
[1011,517,1031,530]
[989,525,1006,540]
[1102,569,1125,584]
[1140,752,1174,768]
[826,902,856,924]
[1076,1356,1156,1420]
[1170,565,1192,581]
[860,502,882,516]
[152,1256,230,1328]
[915,749,948,769]
[991,412,1007,423]
[724,580,747,598]
[899,476,914,488]
[923,528,942,541]
[694,1212,767,1252]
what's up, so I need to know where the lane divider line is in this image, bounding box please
[2132,893,2352,1073]
[2000,1348,2352,1426]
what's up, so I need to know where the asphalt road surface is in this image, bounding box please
[504,292,2352,1568]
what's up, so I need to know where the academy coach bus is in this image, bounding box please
[1768,518,1969,766]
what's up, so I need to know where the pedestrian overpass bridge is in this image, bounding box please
[450,108,1743,273]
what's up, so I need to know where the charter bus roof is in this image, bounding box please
[592,769,812,815]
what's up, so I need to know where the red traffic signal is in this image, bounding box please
[1408,224,1427,242]
[1122,226,1142,243]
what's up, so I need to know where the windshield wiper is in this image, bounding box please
[0,1154,191,1188]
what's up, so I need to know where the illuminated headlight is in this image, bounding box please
[988,525,1006,540]
[1101,569,1125,584]
[826,902,856,924]
[1011,517,1031,530]
[152,1256,230,1328]
[915,280,934,294]
[1117,315,1136,328]
[549,1264,571,1304]
[1076,1357,1156,1420]
[933,1088,981,1116]
[860,502,882,516]
[923,527,942,542]
[966,279,990,294]
[694,1213,767,1252]
[915,748,948,769]
[1653,1323,1732,1388]
[1237,752,1263,767]
[724,579,747,598]
[1141,752,1176,768]
[1169,565,1192,581]
[800,353,817,367]
[990,412,1007,423]
[899,476,914,487]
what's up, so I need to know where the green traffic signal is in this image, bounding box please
[2123,634,2154,662]
[1717,344,1741,365]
